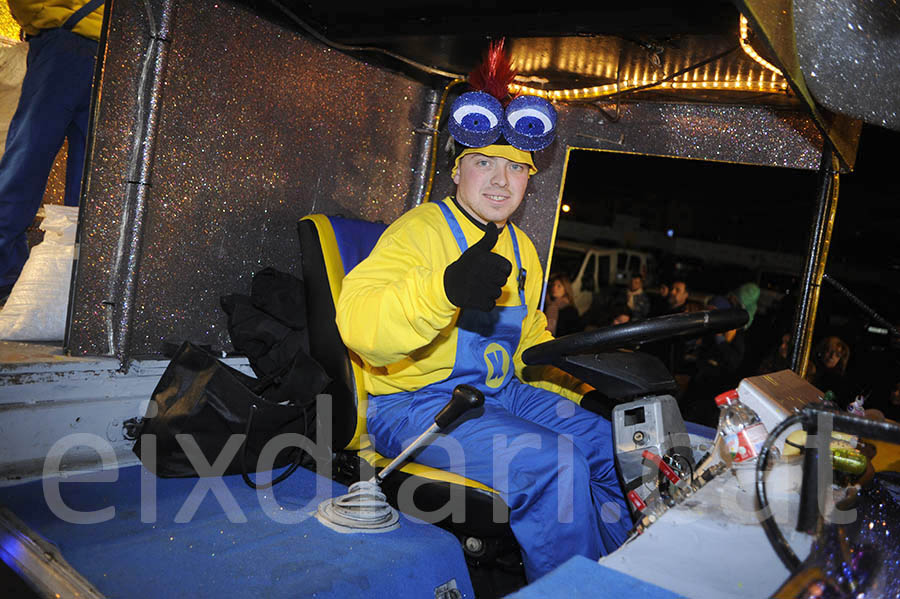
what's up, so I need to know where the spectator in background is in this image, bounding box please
[666,279,691,314]
[729,282,760,331]
[582,300,631,330]
[644,278,699,375]
[681,295,747,426]
[758,332,793,374]
[608,302,632,326]
[881,380,900,422]
[544,272,582,337]
[649,280,670,317]
[866,335,900,421]
[807,336,854,406]
[728,282,761,374]
[624,274,650,321]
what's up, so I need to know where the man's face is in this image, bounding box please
[668,281,689,307]
[453,153,529,227]
[630,276,642,292]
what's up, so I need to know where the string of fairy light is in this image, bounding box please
[509,15,788,101]
[738,14,784,76]
[1,5,787,103]
[0,6,790,107]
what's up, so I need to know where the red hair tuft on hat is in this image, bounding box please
[468,39,518,107]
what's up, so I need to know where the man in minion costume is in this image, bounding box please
[336,42,631,581]
[0,0,103,298]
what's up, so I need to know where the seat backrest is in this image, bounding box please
[297,214,387,451]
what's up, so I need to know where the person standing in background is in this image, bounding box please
[624,273,650,320]
[666,279,691,314]
[807,335,853,406]
[648,280,670,317]
[544,272,582,337]
[682,295,747,426]
[0,0,103,300]
[729,282,759,330]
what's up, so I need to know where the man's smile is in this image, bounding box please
[453,153,529,227]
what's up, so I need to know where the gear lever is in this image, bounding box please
[316,384,485,532]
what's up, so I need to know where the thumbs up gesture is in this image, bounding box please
[443,224,512,311]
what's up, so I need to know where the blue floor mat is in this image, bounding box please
[1,465,474,598]
[509,555,683,599]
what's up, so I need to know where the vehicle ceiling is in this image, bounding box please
[231,0,798,107]
[234,0,900,172]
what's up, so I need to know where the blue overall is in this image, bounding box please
[366,203,632,581]
[0,9,99,287]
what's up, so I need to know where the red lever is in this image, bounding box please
[642,450,681,485]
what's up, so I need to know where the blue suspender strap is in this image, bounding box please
[437,201,468,252]
[506,223,527,304]
[507,222,522,270]
[63,0,105,31]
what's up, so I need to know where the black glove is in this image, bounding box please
[443,223,512,312]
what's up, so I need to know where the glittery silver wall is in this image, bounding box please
[68,0,429,357]
[67,0,824,359]
[794,0,900,131]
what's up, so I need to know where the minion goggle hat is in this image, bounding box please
[451,141,537,178]
[448,40,556,178]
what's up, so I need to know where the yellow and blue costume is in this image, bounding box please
[0,0,103,290]
[337,196,631,581]
[9,0,104,40]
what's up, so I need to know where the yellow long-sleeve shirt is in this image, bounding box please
[10,0,104,41]
[336,197,590,401]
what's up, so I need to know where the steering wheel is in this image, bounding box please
[522,307,749,366]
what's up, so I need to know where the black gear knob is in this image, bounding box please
[434,384,485,429]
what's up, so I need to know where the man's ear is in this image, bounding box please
[452,170,460,185]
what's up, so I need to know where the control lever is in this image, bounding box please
[317,384,485,532]
[375,384,484,483]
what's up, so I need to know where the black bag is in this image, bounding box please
[220,267,331,406]
[132,342,314,487]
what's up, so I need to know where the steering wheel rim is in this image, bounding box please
[522,307,749,365]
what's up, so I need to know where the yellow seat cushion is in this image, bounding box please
[358,446,498,494]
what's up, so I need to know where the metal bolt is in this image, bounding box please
[464,536,484,554]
